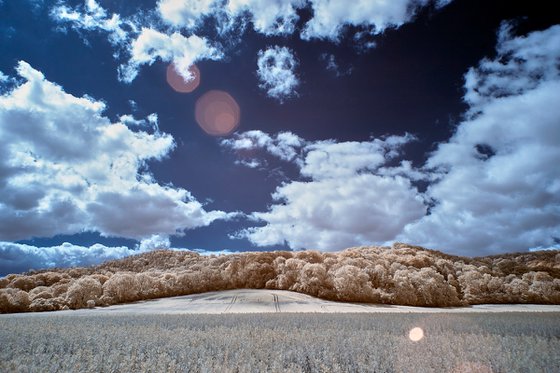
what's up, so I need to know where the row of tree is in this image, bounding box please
[1,243,559,313]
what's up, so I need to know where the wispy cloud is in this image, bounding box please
[50,0,130,46]
[48,0,452,90]
[119,28,223,83]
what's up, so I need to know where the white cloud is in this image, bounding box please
[225,0,304,36]
[158,0,304,35]
[398,24,560,255]
[221,130,305,164]
[50,0,452,86]
[301,134,415,180]
[243,174,425,250]
[136,234,171,252]
[50,0,129,46]
[464,23,560,111]
[0,241,136,275]
[0,61,234,241]
[155,0,449,41]
[158,0,216,29]
[301,0,445,41]
[50,2,223,83]
[225,133,424,251]
[119,113,159,132]
[256,46,299,101]
[192,248,243,256]
[119,27,223,83]
[226,25,560,255]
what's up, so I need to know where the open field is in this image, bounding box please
[1,310,559,372]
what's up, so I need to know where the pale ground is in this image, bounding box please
[9,289,560,316]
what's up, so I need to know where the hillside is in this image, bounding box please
[1,243,559,313]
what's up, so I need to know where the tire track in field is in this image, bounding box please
[273,294,281,313]
[223,295,238,313]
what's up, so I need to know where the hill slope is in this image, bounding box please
[1,243,559,313]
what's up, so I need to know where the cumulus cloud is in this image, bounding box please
[301,0,450,41]
[244,174,425,250]
[50,0,129,46]
[136,234,171,252]
[398,24,560,255]
[119,28,223,83]
[257,46,299,101]
[225,25,560,255]
[464,23,560,111]
[0,241,135,275]
[223,132,424,250]
[0,61,233,241]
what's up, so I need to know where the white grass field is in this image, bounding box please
[1,290,559,372]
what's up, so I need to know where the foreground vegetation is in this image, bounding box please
[1,243,559,313]
[1,312,558,372]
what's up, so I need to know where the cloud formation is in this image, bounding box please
[224,0,304,36]
[224,24,560,255]
[49,0,451,88]
[223,132,424,250]
[119,28,223,83]
[155,0,450,40]
[399,24,560,255]
[301,0,449,41]
[50,0,129,46]
[0,242,135,275]
[222,130,305,165]
[157,0,216,29]
[257,46,299,101]
[0,61,233,241]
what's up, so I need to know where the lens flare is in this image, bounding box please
[166,63,200,93]
[408,327,424,342]
[195,90,240,136]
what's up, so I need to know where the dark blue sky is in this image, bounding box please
[1,0,559,274]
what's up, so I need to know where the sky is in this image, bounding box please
[1,0,559,275]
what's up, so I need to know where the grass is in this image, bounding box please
[1,312,559,372]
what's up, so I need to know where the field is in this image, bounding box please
[1,311,559,372]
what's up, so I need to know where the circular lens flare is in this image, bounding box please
[195,90,240,136]
[408,327,424,342]
[166,63,200,93]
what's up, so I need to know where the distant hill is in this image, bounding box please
[1,243,559,313]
